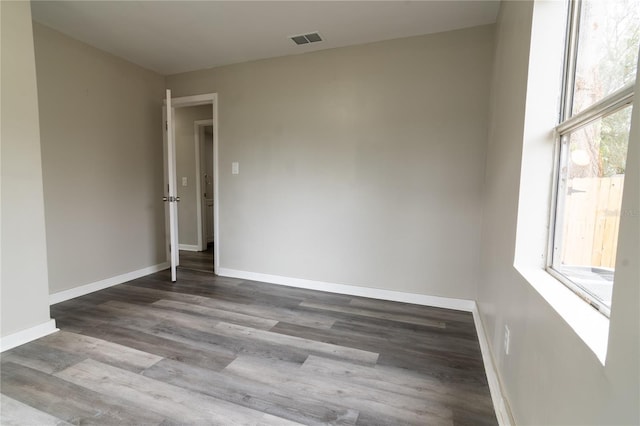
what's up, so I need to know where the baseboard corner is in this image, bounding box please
[0,319,58,352]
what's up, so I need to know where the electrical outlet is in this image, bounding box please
[504,325,511,355]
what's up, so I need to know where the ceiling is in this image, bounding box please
[31,1,500,76]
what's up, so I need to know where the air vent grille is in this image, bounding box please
[290,32,323,45]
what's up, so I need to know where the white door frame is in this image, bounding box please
[163,93,219,274]
[194,119,214,252]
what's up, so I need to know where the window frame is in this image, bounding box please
[547,0,636,318]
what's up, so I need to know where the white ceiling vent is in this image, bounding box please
[290,32,323,45]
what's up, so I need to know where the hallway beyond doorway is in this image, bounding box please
[179,244,213,273]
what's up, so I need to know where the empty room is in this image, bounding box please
[1,1,638,425]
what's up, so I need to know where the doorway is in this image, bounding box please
[163,93,219,279]
[178,120,214,273]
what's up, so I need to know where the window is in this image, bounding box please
[549,0,639,317]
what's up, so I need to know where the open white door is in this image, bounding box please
[164,89,179,282]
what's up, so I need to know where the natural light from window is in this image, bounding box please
[550,0,639,317]
[572,0,639,116]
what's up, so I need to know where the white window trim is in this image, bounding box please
[512,0,613,365]
[546,0,636,318]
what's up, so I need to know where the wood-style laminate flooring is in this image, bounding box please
[0,269,497,425]
[179,244,214,273]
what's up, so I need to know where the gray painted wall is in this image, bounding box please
[33,23,167,294]
[175,105,212,247]
[0,2,52,337]
[478,1,639,424]
[166,25,495,300]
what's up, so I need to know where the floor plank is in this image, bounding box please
[213,322,379,365]
[224,356,454,426]
[60,319,236,371]
[151,299,279,330]
[143,358,359,425]
[0,362,169,425]
[178,244,214,273]
[299,300,447,328]
[0,270,497,425]
[0,394,71,426]
[56,358,300,425]
[1,342,85,375]
[39,331,163,373]
[126,283,336,330]
[300,355,497,415]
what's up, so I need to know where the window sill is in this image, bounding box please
[552,265,613,316]
[514,264,609,365]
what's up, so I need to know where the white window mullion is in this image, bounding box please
[556,83,635,135]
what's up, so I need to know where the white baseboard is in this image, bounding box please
[217,268,475,312]
[0,319,58,352]
[178,244,200,252]
[49,262,170,305]
[471,304,514,426]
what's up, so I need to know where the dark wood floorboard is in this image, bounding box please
[179,244,214,273]
[1,269,497,425]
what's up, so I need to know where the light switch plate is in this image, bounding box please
[182,177,188,186]
[232,162,239,175]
